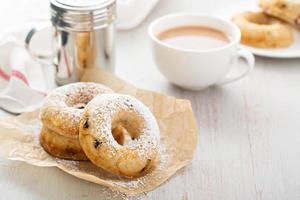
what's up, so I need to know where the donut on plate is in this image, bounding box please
[259,0,300,29]
[232,11,293,48]
[79,94,160,177]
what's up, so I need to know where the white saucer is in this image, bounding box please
[214,3,300,58]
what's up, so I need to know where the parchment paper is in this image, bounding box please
[0,68,198,195]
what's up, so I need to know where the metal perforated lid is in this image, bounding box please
[50,0,116,31]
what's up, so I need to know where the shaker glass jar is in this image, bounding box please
[50,0,116,85]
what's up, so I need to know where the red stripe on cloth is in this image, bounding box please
[0,66,47,96]
[12,70,29,85]
[0,67,10,80]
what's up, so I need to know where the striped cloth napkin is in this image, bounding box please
[0,25,47,114]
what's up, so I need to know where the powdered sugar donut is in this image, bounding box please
[40,126,88,161]
[79,94,160,177]
[40,82,113,138]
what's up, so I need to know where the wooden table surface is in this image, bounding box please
[1,0,300,199]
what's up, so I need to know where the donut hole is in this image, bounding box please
[111,124,140,146]
[112,126,127,145]
[73,102,87,109]
[65,93,95,109]
[111,111,145,146]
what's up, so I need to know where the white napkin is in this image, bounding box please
[0,27,47,114]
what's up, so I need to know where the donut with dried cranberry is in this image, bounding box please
[40,82,114,138]
[232,11,293,48]
[40,126,88,160]
[259,0,300,29]
[79,94,160,177]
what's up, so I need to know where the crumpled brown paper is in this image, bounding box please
[0,68,198,195]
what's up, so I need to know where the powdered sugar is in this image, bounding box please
[43,82,113,108]
[55,143,168,198]
[40,82,113,137]
[85,94,160,157]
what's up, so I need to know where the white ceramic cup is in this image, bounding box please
[148,13,255,90]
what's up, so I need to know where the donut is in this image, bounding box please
[40,126,88,160]
[79,94,160,177]
[259,0,300,29]
[40,82,114,138]
[232,11,293,48]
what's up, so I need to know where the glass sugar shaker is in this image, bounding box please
[26,0,116,85]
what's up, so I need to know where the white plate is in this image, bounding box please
[214,3,300,58]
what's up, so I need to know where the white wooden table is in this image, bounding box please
[1,0,300,199]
